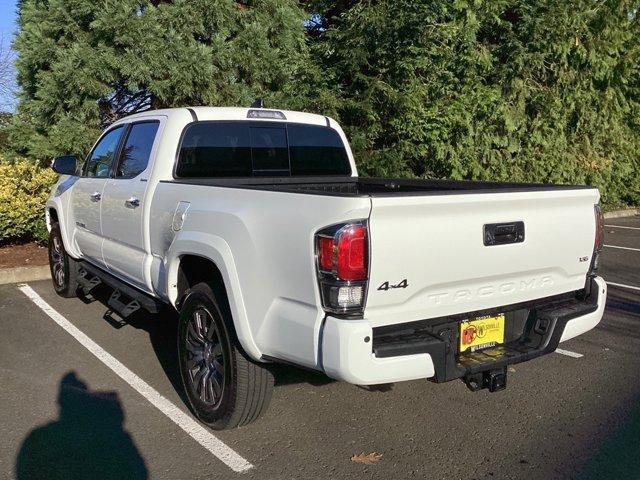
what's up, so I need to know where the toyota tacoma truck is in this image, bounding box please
[46,106,607,429]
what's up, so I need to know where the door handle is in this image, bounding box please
[90,192,101,202]
[483,221,525,246]
[125,197,140,208]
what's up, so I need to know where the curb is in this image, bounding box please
[603,208,640,219]
[0,265,51,286]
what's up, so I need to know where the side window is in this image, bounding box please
[84,126,125,178]
[116,121,160,178]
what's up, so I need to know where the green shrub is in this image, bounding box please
[312,0,640,208]
[0,156,58,244]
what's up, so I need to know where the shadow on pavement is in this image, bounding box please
[268,363,334,387]
[79,284,335,404]
[605,290,640,318]
[16,371,148,480]
[577,394,640,479]
[78,284,189,407]
[601,289,640,341]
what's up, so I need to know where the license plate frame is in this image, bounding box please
[459,314,506,353]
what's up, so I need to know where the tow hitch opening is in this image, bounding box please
[463,367,507,393]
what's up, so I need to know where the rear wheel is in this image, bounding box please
[177,282,273,429]
[48,222,79,298]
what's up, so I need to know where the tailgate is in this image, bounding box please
[365,188,599,325]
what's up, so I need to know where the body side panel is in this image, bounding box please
[149,181,371,366]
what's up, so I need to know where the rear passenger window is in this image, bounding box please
[84,126,125,178]
[176,122,252,177]
[116,122,159,178]
[288,124,351,176]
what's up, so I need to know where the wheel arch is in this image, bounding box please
[176,255,228,311]
[166,234,261,361]
[45,199,80,259]
[47,207,59,228]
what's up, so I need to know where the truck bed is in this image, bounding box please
[167,176,592,197]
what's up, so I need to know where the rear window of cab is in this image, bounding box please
[175,121,351,178]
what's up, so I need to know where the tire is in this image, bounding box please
[177,282,274,429]
[48,222,80,298]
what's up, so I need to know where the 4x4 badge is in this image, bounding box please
[378,279,409,291]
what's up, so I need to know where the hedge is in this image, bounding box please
[0,156,58,244]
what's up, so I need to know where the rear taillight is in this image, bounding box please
[590,204,604,273]
[315,221,369,315]
[336,225,367,280]
[318,236,334,271]
[594,205,604,252]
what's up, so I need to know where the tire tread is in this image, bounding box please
[49,222,79,298]
[178,281,274,429]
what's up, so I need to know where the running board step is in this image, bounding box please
[78,261,165,314]
[77,268,102,295]
[108,290,141,318]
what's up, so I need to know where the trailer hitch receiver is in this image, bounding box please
[463,367,507,393]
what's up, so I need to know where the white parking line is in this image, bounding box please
[605,225,640,231]
[604,244,640,252]
[606,281,640,292]
[555,348,584,358]
[18,284,253,474]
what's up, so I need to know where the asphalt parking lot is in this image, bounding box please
[1,216,639,480]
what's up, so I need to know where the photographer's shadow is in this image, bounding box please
[16,371,148,480]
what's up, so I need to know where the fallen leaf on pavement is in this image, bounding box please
[350,452,382,465]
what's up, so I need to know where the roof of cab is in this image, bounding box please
[115,106,329,127]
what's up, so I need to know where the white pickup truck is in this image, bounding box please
[46,106,607,429]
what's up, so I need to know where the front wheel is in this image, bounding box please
[48,222,79,298]
[177,282,274,429]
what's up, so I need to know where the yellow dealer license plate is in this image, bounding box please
[459,314,505,353]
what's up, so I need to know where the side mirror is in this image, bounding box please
[51,155,79,176]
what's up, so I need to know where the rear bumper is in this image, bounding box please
[321,276,606,385]
[559,276,607,342]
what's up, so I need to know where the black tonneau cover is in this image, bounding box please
[164,176,593,197]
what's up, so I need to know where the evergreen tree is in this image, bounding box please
[310,0,640,206]
[8,0,640,207]
[11,0,316,159]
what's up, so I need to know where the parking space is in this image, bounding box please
[603,228,640,251]
[600,216,640,289]
[1,216,639,479]
[0,284,247,480]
